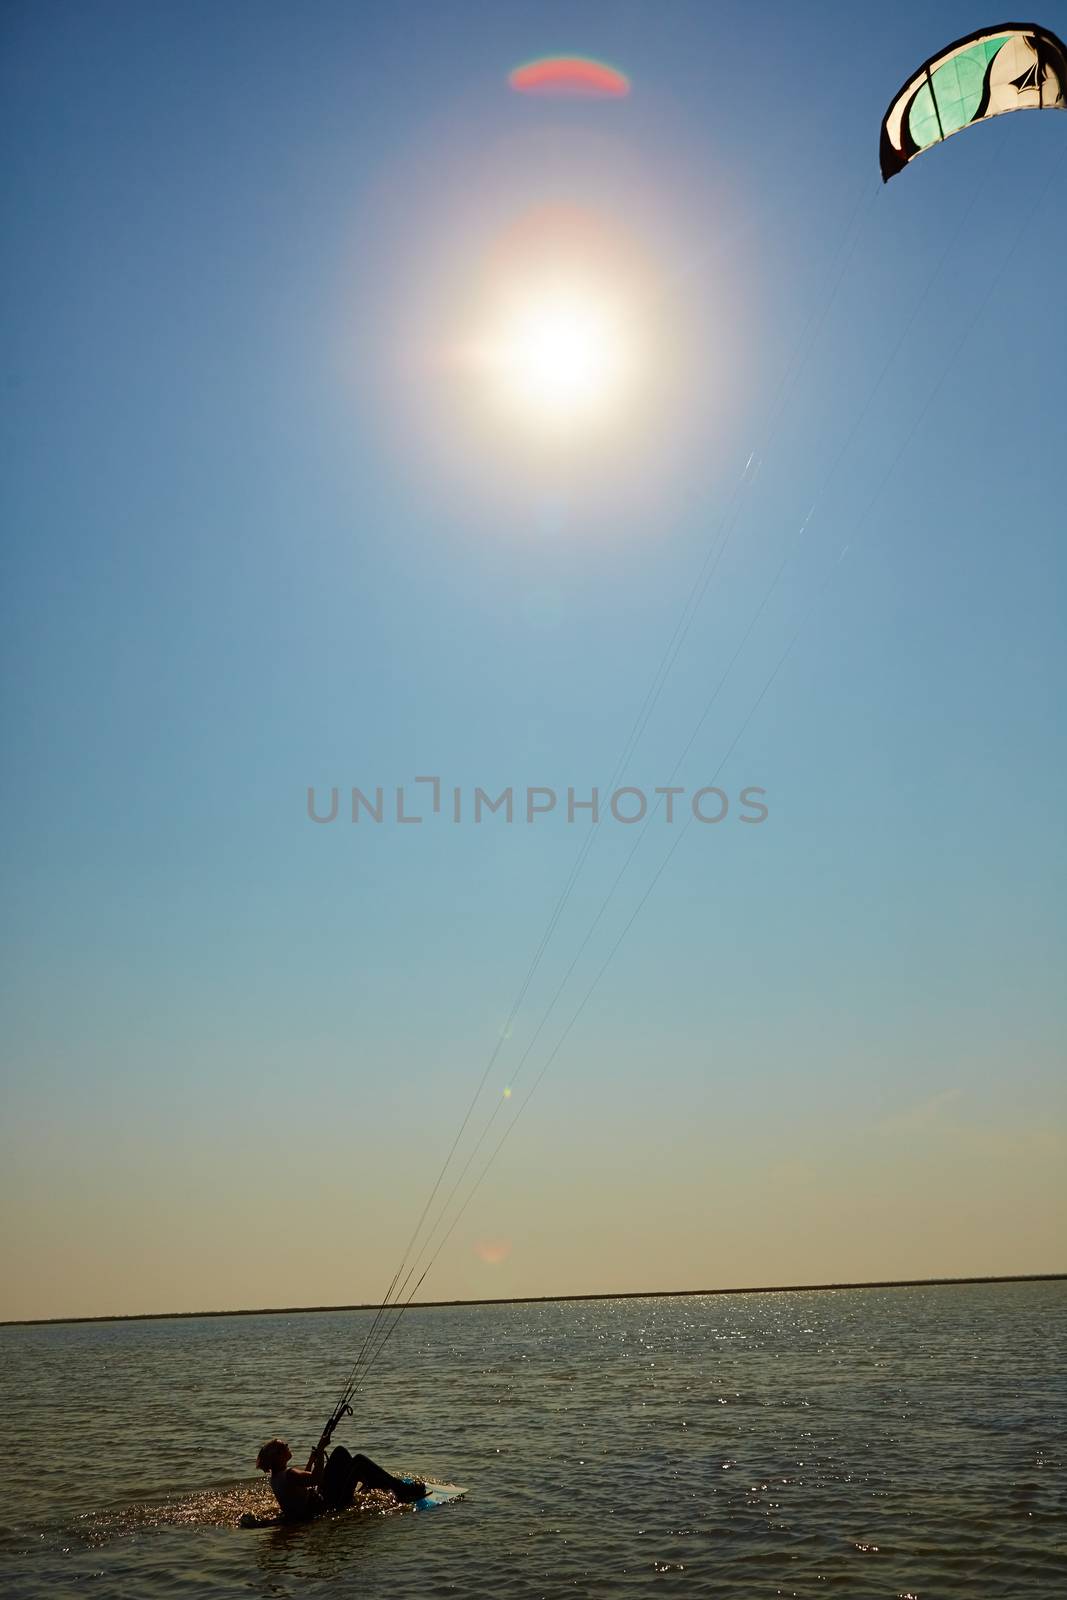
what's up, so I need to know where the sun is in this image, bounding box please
[477,285,636,431]
[495,295,621,416]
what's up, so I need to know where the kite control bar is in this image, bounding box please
[317,1399,353,1453]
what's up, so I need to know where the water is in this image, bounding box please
[1,1282,1063,1598]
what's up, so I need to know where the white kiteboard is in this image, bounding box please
[411,1481,467,1511]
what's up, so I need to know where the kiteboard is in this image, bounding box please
[238,1481,467,1528]
[410,1481,467,1511]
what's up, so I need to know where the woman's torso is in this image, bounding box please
[269,1466,322,1521]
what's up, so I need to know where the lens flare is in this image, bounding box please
[475,1238,512,1266]
[508,57,630,98]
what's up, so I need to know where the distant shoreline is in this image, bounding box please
[2,1272,1062,1330]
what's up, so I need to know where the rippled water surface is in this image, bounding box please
[1,1282,1064,1597]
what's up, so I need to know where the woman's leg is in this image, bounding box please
[323,1445,426,1506]
[322,1445,360,1509]
[349,1452,426,1502]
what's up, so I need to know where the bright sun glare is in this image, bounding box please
[479,288,634,430]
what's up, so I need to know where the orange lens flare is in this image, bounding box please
[508,57,630,98]
[474,1239,512,1266]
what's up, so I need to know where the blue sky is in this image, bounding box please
[2,1,1065,1319]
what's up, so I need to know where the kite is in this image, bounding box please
[880,22,1067,180]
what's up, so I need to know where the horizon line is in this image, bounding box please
[2,1271,1063,1330]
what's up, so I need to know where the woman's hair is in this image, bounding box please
[256,1438,288,1472]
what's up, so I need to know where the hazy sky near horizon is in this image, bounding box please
[2,1,1065,1322]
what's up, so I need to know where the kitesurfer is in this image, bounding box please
[256,1437,426,1519]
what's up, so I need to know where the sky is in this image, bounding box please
[1,1,1065,1322]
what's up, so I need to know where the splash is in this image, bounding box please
[69,1481,402,1541]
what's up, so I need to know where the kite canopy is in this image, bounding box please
[509,56,630,98]
[880,21,1067,180]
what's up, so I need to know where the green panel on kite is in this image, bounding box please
[908,37,1010,150]
[906,81,940,153]
[880,22,1067,181]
